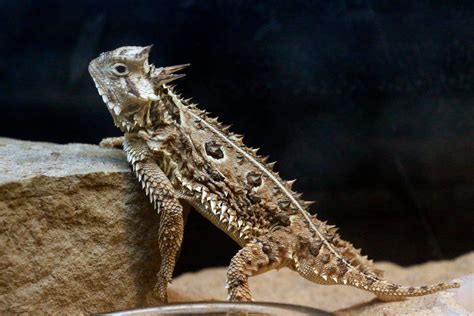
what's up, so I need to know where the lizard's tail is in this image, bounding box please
[296,256,460,301]
[294,216,460,300]
[370,280,460,301]
[293,233,460,301]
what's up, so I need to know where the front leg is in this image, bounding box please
[99,136,125,148]
[154,192,184,302]
[124,136,184,303]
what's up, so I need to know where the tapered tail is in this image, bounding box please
[368,280,460,301]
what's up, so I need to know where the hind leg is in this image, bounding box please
[227,243,268,301]
[226,229,294,301]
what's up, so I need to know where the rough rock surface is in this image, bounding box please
[1,138,472,315]
[0,138,169,314]
[170,252,474,315]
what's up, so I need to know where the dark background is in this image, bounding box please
[1,1,473,275]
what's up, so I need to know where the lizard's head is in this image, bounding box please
[88,45,188,132]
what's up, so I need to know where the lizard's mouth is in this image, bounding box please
[89,65,136,132]
[89,64,123,116]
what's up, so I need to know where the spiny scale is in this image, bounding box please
[89,45,460,303]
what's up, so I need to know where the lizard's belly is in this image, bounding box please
[186,197,251,247]
[173,173,269,247]
[149,149,254,245]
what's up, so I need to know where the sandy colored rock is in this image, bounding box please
[0,138,170,314]
[170,252,474,315]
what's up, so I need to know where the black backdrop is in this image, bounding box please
[1,1,473,274]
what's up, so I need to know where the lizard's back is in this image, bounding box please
[148,86,307,246]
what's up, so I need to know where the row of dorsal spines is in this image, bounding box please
[165,85,315,206]
[313,234,383,279]
[300,244,459,296]
[334,238,384,278]
[306,215,384,279]
[296,243,369,286]
[165,85,248,148]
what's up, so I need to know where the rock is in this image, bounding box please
[0,138,168,314]
[170,252,474,315]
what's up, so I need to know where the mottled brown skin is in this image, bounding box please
[89,46,459,303]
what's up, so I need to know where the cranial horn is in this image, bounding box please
[151,63,189,86]
[135,45,153,60]
[154,73,186,85]
[161,63,190,74]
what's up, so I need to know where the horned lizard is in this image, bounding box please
[88,45,459,303]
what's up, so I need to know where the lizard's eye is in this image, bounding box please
[111,63,129,76]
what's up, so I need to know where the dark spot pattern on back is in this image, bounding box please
[278,199,291,210]
[246,171,262,187]
[205,141,224,159]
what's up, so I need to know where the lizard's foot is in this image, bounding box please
[227,242,279,302]
[153,277,169,303]
[99,136,125,148]
[154,197,184,304]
